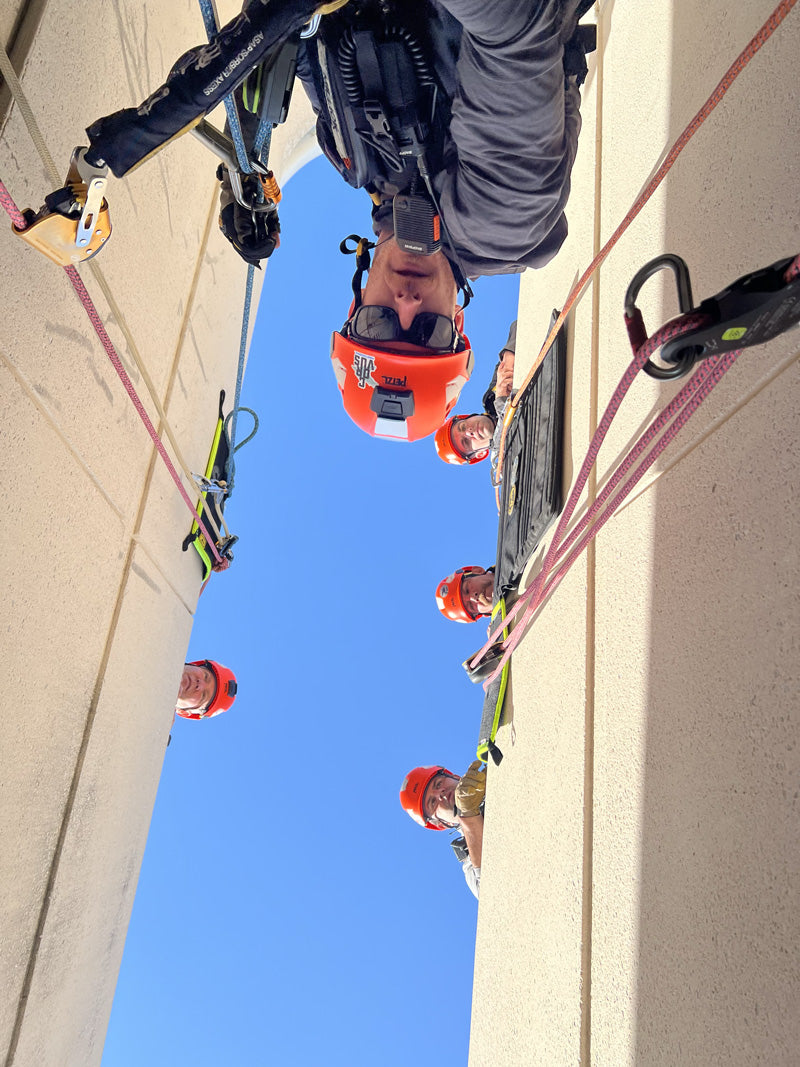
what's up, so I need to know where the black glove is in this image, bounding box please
[219,200,281,268]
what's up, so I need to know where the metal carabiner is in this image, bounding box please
[624,254,700,380]
[625,253,800,381]
[300,14,321,38]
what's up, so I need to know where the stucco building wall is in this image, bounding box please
[0,3,317,1064]
[469,3,800,1065]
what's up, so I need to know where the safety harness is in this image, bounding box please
[309,3,454,193]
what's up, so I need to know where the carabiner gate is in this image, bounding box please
[624,254,700,380]
[625,253,800,381]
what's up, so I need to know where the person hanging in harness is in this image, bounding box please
[175,659,238,720]
[312,5,592,443]
[434,320,517,481]
[400,761,487,899]
[435,566,495,623]
[44,0,594,441]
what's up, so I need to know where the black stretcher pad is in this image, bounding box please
[476,313,567,764]
[493,311,567,598]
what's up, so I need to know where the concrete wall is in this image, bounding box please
[0,3,316,1064]
[469,3,800,1065]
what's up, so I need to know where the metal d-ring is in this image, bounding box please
[624,254,700,380]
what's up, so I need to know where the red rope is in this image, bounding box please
[1,177,225,565]
[785,254,800,283]
[0,179,26,229]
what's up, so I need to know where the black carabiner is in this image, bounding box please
[624,254,701,380]
[626,253,800,381]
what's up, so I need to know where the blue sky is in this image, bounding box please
[102,154,519,1066]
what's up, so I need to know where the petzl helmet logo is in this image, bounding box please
[352,351,378,390]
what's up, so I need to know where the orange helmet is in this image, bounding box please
[435,566,486,623]
[177,659,238,720]
[330,236,474,442]
[330,330,473,443]
[400,765,460,830]
[434,415,490,466]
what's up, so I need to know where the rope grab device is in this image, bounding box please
[12,147,111,266]
[625,254,800,380]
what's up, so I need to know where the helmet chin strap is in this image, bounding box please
[339,234,376,314]
[339,173,473,318]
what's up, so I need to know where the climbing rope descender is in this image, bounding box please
[624,253,800,380]
[12,146,111,266]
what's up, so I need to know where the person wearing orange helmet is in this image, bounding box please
[80,1,592,439]
[436,566,495,623]
[400,761,486,898]
[434,322,517,474]
[175,660,238,721]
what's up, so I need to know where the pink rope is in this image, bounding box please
[1,177,225,565]
[495,0,799,489]
[499,351,739,667]
[474,252,800,679]
[1,178,27,229]
[785,253,800,282]
[471,315,742,685]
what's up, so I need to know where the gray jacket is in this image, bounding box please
[300,0,586,278]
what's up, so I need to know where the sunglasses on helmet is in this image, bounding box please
[348,305,463,353]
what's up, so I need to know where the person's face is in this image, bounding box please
[450,414,495,459]
[361,234,458,345]
[461,571,494,617]
[423,772,460,828]
[176,664,216,711]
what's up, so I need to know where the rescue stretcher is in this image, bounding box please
[470,310,569,764]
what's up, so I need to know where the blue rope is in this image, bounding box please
[227,407,260,453]
[195,0,269,492]
[196,0,253,172]
[254,116,273,164]
[223,264,256,491]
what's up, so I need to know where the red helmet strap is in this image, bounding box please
[422,770,460,828]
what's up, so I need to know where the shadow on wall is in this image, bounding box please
[635,3,800,1062]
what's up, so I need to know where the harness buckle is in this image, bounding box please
[625,253,800,380]
[363,99,391,139]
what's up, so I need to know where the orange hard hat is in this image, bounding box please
[400,765,459,829]
[433,415,490,465]
[330,237,474,443]
[330,330,473,443]
[180,659,238,719]
[435,566,485,623]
